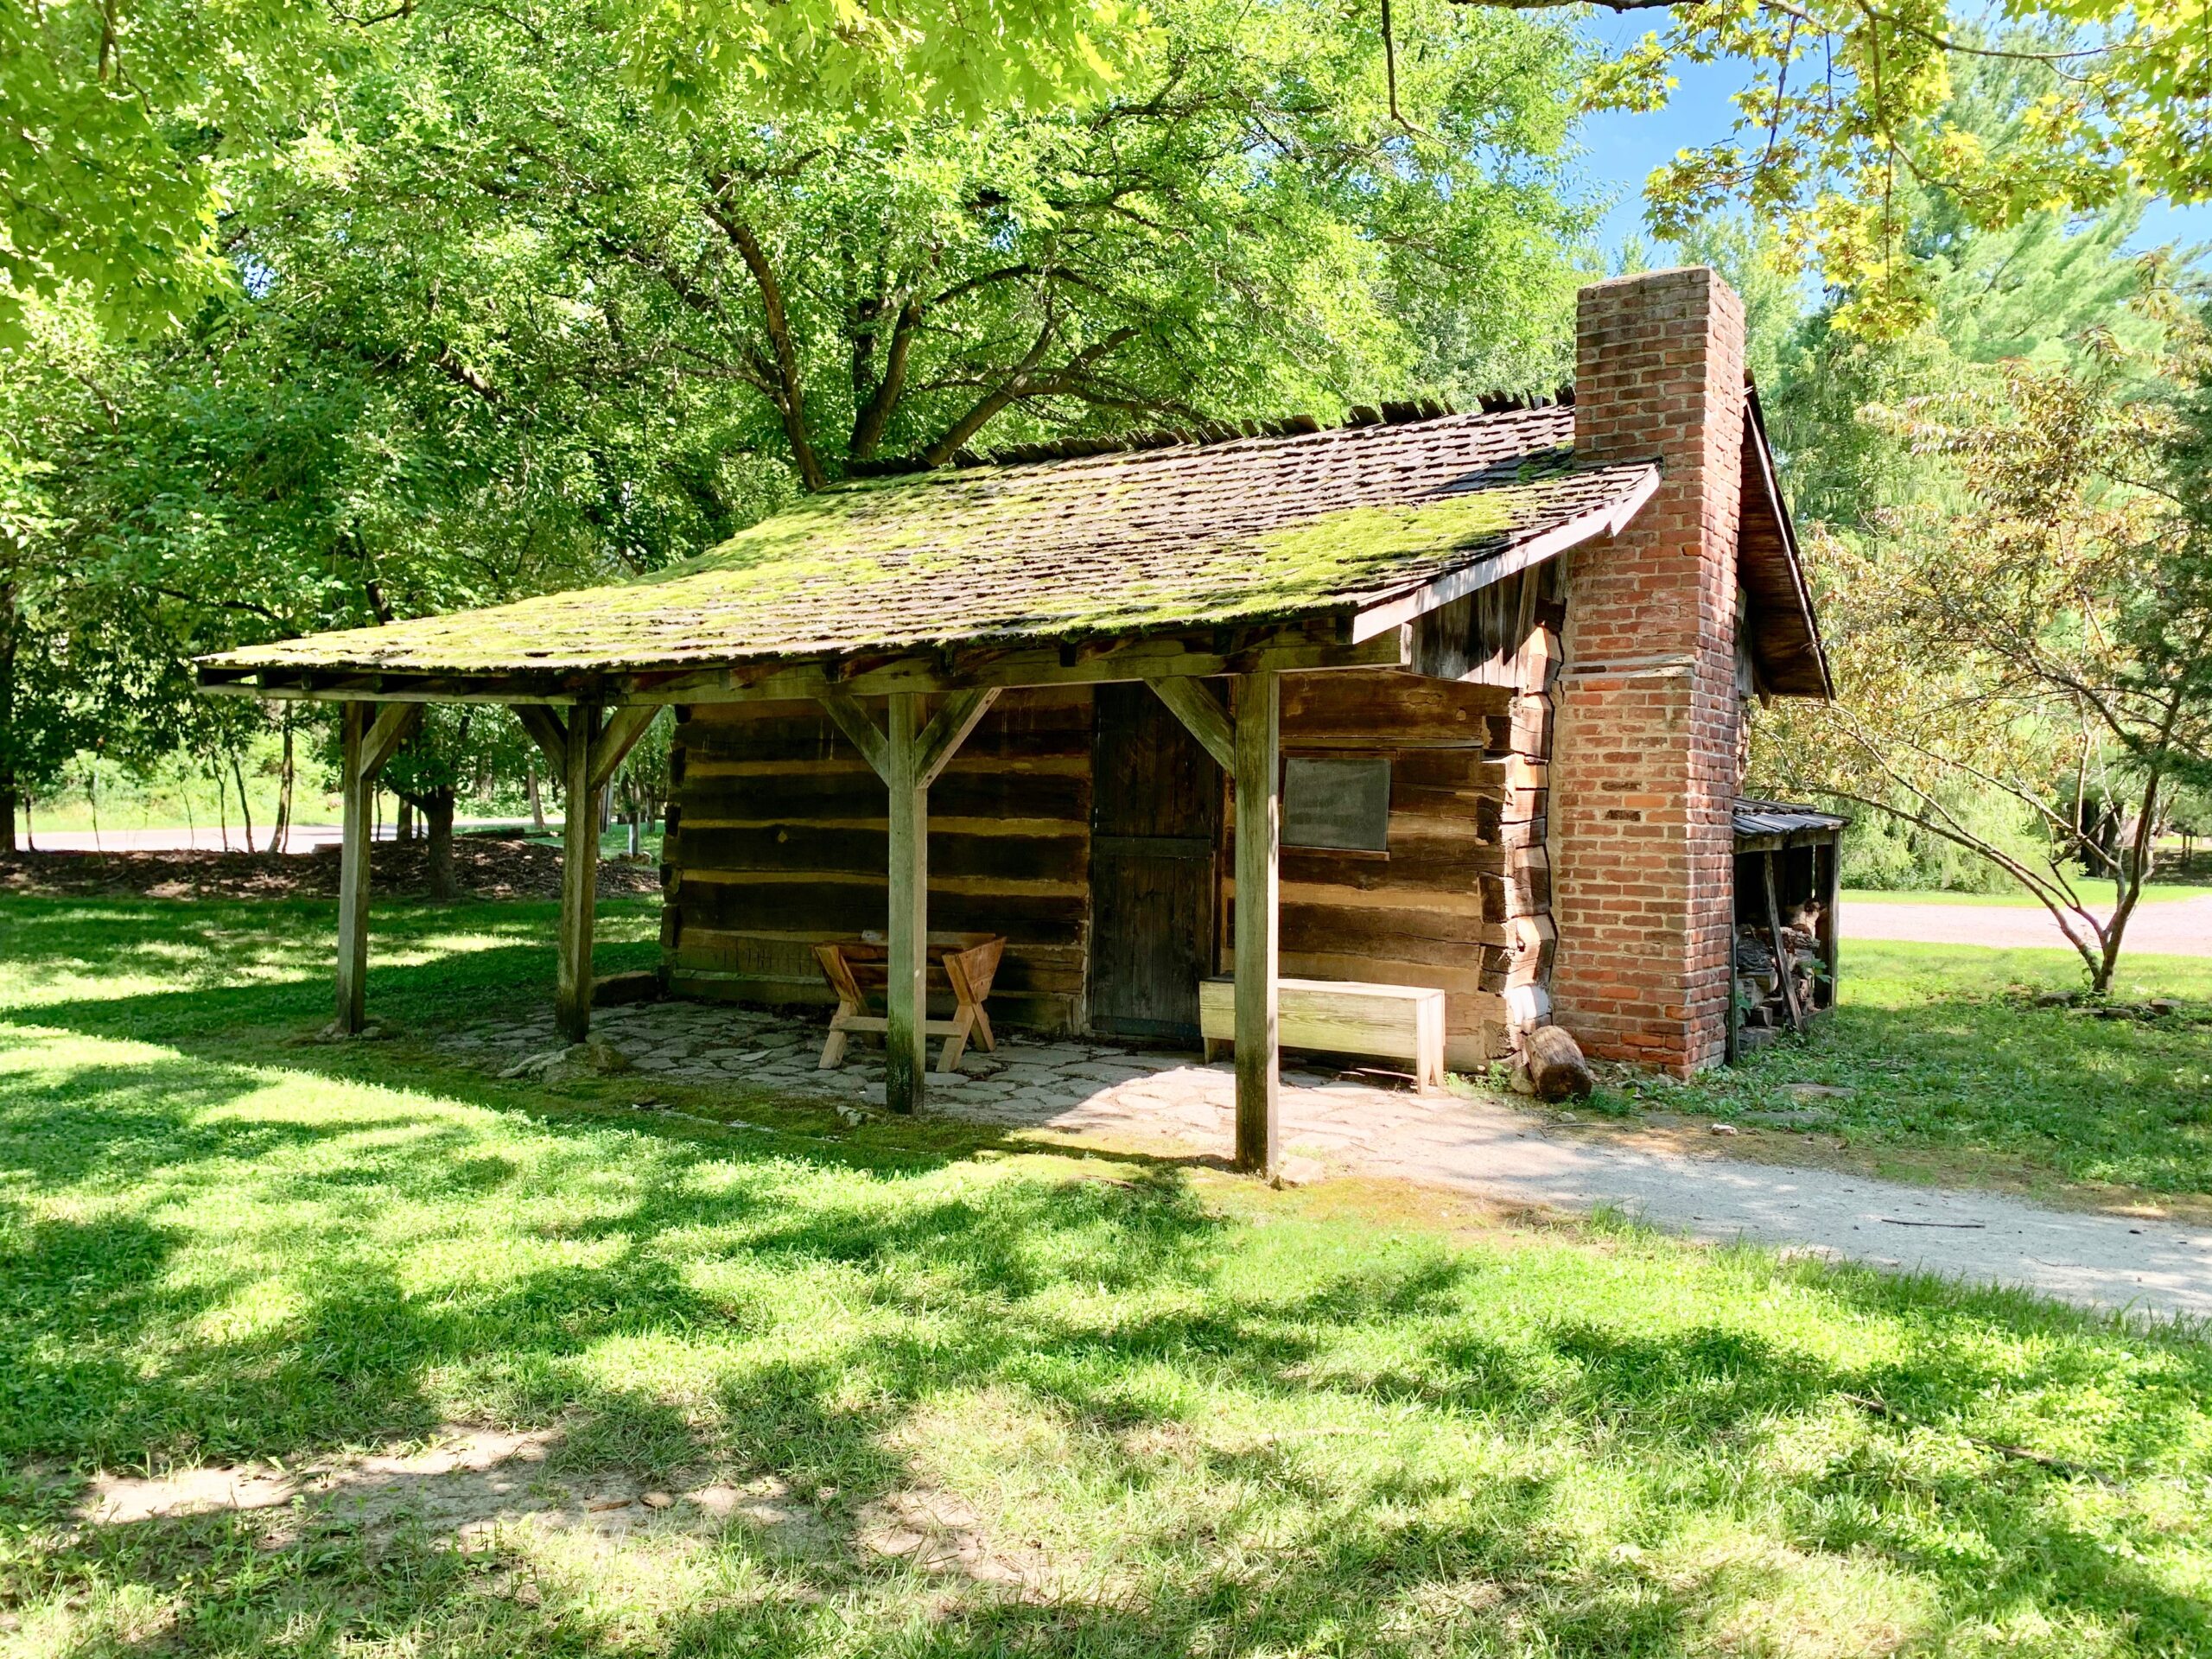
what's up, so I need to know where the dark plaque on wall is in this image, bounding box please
[1282,756,1392,852]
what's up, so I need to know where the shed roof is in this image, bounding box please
[1733,798,1850,849]
[202,408,1649,690]
[199,400,1828,701]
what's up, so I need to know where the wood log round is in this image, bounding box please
[1521,1022,1593,1102]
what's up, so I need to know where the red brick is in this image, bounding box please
[1553,268,1747,1077]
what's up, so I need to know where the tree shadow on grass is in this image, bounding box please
[8,1129,2210,1656]
[4,913,2212,1654]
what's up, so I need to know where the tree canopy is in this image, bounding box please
[302,0,1586,491]
[1723,51,2212,982]
[0,0,1129,342]
[0,0,1592,839]
[1579,1,2212,334]
[10,0,2212,342]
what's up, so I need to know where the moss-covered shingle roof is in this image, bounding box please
[206,407,1656,683]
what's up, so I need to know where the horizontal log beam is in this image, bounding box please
[196,625,1414,708]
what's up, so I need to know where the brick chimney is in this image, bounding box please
[1550,267,1749,1074]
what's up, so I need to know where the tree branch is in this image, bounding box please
[917,326,1140,467]
[702,184,829,492]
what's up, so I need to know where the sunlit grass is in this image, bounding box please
[1,895,2209,1656]
[1649,942,2212,1198]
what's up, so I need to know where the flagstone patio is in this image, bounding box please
[435,995,1443,1163]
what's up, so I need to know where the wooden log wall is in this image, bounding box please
[1503,594,1567,1046]
[661,687,1093,1031]
[1224,671,1518,1069]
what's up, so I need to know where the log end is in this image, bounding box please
[1519,1023,1593,1102]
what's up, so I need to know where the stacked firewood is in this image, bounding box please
[1734,902,1823,1037]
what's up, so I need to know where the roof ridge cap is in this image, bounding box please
[840,389,1573,480]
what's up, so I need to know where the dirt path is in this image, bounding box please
[1845,895,2212,957]
[1051,1074,2212,1325]
[0,842,658,902]
[22,817,536,854]
[1330,1100,2212,1323]
[454,1004,2212,1325]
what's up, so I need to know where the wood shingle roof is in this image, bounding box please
[204,407,1660,685]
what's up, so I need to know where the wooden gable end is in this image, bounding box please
[1737,391,1832,699]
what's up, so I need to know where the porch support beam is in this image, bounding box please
[1232,670,1281,1178]
[514,704,568,771]
[334,700,421,1034]
[917,688,1000,785]
[815,690,997,1115]
[556,702,604,1043]
[1147,677,1234,772]
[518,699,652,1040]
[817,687,889,777]
[588,703,662,795]
[359,702,423,781]
[883,692,929,1115]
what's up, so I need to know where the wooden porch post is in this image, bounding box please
[1232,670,1281,1177]
[816,686,997,1116]
[332,699,421,1035]
[335,701,372,1033]
[556,702,603,1043]
[1820,836,1841,1011]
[884,691,929,1114]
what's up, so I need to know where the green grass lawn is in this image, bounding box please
[3,896,2211,1656]
[510,823,666,863]
[1651,943,2212,1200]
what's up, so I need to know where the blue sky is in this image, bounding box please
[1569,41,2212,264]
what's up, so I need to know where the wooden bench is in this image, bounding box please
[814,932,1005,1074]
[1199,976,1446,1094]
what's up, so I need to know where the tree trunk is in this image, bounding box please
[0,576,16,855]
[2090,771,2165,993]
[231,751,256,855]
[426,786,458,901]
[527,760,545,831]
[397,797,415,843]
[271,715,294,856]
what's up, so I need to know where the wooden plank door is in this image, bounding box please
[1088,682,1221,1040]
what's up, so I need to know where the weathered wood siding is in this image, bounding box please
[1225,671,1516,1068]
[664,671,1519,1065]
[662,687,1093,1030]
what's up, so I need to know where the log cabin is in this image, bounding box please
[199,265,1834,1175]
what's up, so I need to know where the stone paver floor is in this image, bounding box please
[437,1000,2212,1325]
